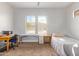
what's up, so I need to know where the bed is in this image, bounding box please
[51,34,79,56]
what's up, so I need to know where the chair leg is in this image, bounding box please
[16,43,19,47]
[11,43,15,50]
[12,46,15,50]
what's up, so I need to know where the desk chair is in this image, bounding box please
[10,35,18,49]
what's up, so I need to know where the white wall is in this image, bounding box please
[66,3,79,40]
[14,8,66,34]
[14,8,67,42]
[0,2,14,33]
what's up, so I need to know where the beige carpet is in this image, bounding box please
[1,43,57,56]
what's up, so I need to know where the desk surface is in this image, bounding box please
[19,34,39,37]
[0,36,11,40]
[19,34,39,36]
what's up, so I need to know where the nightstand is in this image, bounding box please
[43,35,51,44]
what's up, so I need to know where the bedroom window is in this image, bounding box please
[26,16,36,34]
[25,16,47,35]
[38,16,47,35]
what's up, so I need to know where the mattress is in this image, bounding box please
[51,36,79,56]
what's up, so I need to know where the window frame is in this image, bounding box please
[25,16,47,35]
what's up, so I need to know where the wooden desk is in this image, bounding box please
[0,36,11,51]
[19,34,39,44]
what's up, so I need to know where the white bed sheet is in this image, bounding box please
[51,36,79,56]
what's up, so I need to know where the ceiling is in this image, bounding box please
[8,2,72,8]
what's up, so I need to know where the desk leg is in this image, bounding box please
[38,36,39,45]
[19,37,22,44]
[6,40,9,51]
[20,37,23,44]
